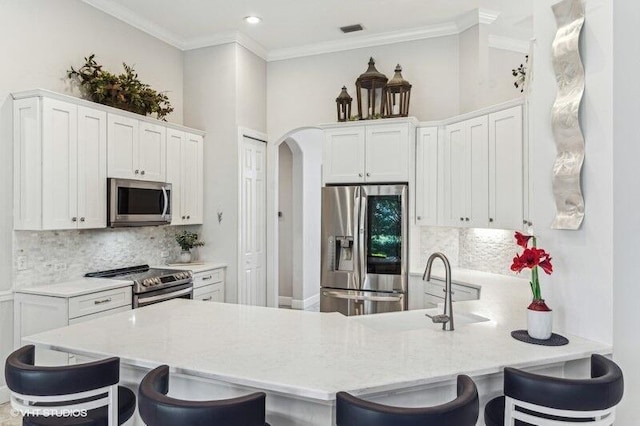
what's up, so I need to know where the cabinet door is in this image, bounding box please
[107,114,138,179]
[42,99,78,230]
[443,122,466,227]
[466,116,489,228]
[138,121,166,181]
[489,106,523,230]
[365,124,410,182]
[323,128,365,184]
[182,133,204,224]
[14,98,42,230]
[166,129,185,225]
[415,127,438,226]
[77,107,107,229]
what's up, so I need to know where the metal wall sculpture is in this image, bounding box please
[551,0,585,230]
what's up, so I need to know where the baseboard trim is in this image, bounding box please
[0,385,9,404]
[278,296,292,307]
[291,293,320,310]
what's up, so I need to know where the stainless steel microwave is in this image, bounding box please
[108,178,172,227]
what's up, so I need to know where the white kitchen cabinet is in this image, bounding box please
[488,106,524,230]
[415,127,439,226]
[107,113,166,181]
[323,120,414,184]
[442,116,489,228]
[13,97,107,231]
[167,129,204,225]
[14,285,132,365]
[192,267,226,302]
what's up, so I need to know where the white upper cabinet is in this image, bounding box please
[441,103,524,230]
[107,114,166,182]
[415,127,439,226]
[488,106,524,230]
[167,129,203,225]
[14,97,107,230]
[323,120,414,184]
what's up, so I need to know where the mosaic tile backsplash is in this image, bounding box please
[13,227,194,288]
[419,226,523,278]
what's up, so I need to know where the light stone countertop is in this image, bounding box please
[14,277,133,298]
[24,271,611,401]
[156,262,228,274]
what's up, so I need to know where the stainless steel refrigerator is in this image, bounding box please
[320,184,408,316]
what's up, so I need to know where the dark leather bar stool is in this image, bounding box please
[485,354,624,425]
[138,365,269,426]
[4,345,136,426]
[336,375,479,426]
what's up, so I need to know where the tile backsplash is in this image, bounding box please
[418,226,523,278]
[13,227,192,288]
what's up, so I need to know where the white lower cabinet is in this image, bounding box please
[193,268,226,302]
[14,286,132,365]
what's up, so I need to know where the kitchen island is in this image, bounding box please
[23,274,611,426]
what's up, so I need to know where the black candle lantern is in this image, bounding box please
[335,86,352,122]
[384,64,412,118]
[355,57,388,120]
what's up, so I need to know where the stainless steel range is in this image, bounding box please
[86,265,193,308]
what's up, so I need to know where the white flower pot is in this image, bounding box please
[179,250,192,263]
[527,308,553,340]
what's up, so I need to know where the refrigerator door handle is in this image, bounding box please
[322,291,403,303]
[358,187,367,290]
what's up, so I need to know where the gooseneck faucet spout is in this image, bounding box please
[423,252,454,331]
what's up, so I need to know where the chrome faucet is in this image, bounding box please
[423,252,454,331]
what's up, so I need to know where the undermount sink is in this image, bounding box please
[352,308,489,333]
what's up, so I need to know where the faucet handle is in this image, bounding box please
[426,313,450,324]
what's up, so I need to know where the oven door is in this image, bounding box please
[133,282,193,308]
[108,178,172,227]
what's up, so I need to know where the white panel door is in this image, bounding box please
[489,106,523,230]
[415,127,439,226]
[42,99,78,230]
[14,98,42,230]
[240,136,267,306]
[443,122,466,227]
[166,129,184,225]
[365,124,409,182]
[77,106,107,229]
[182,133,204,224]
[107,114,138,179]
[138,121,166,181]
[466,116,489,228]
[323,128,365,183]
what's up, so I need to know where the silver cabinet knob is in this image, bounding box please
[80,217,85,222]
[417,216,422,220]
[460,217,464,221]
[465,217,470,222]
[366,172,371,177]
[135,169,139,174]
[489,218,494,223]
[71,217,77,222]
[182,216,186,220]
[187,215,190,219]
[141,170,145,175]
[523,219,528,225]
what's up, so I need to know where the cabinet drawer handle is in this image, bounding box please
[202,275,213,281]
[141,170,145,175]
[94,298,112,305]
[358,173,363,177]
[135,170,140,174]
[442,289,456,295]
[202,296,213,301]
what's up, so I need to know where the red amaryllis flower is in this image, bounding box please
[539,256,553,275]
[514,231,532,248]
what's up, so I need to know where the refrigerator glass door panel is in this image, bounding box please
[320,289,405,316]
[361,185,408,293]
[321,186,361,290]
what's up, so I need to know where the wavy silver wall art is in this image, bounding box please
[551,0,585,230]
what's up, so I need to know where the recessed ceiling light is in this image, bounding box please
[244,16,262,24]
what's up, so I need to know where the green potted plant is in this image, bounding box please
[175,231,205,263]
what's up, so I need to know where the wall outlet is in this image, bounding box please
[17,256,28,271]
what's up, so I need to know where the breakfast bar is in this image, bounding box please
[23,275,611,426]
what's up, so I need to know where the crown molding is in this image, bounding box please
[488,35,530,54]
[479,9,501,25]
[267,22,459,62]
[181,31,268,60]
[82,0,185,49]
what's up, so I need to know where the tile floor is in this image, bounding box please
[0,403,21,426]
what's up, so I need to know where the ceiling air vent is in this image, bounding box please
[340,24,364,34]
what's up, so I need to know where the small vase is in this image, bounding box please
[527,299,553,340]
[179,249,192,263]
